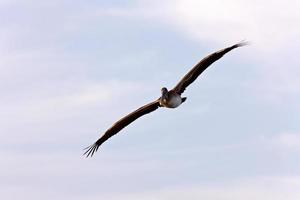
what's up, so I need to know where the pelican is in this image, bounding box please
[84,42,247,157]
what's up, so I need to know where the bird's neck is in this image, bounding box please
[162,92,168,101]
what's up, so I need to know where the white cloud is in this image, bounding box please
[0,80,140,118]
[0,79,154,146]
[91,0,300,50]
[1,2,299,200]
[2,146,300,200]
[169,0,300,48]
[249,58,300,104]
[93,176,300,200]
[80,0,300,104]
[153,0,300,105]
[258,132,300,153]
[271,132,300,150]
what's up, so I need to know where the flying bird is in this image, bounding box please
[84,42,247,157]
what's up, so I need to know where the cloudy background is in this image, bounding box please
[1,0,300,199]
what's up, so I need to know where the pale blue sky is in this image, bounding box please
[1,1,300,199]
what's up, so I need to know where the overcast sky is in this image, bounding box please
[1,1,300,200]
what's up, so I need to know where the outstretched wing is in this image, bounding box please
[172,42,248,95]
[84,99,161,157]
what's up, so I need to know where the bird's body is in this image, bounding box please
[159,89,185,108]
[84,41,248,157]
[162,93,182,108]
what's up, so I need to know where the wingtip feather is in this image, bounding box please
[235,40,250,47]
[83,143,99,158]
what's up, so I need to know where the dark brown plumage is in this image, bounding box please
[84,100,160,157]
[172,42,247,95]
[84,42,247,157]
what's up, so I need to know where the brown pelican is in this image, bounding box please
[84,42,247,157]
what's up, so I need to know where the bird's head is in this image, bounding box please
[161,87,168,96]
